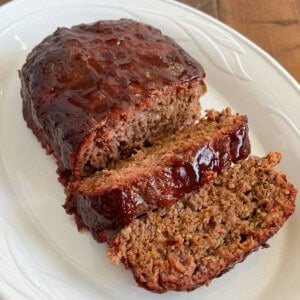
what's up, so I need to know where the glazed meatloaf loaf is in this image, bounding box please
[64,108,250,242]
[20,19,206,182]
[108,153,297,292]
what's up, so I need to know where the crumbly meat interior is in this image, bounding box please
[78,81,206,176]
[107,153,296,292]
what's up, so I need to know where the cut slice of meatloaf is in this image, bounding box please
[108,153,297,292]
[20,19,206,183]
[64,108,250,242]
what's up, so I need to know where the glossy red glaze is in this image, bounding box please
[21,19,205,179]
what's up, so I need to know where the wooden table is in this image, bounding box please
[180,0,300,82]
[1,0,299,82]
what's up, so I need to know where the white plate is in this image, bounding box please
[0,0,299,299]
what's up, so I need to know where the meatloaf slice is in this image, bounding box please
[64,108,250,242]
[108,153,297,292]
[20,19,206,183]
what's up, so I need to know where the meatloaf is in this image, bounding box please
[20,19,206,183]
[108,153,297,292]
[64,108,250,242]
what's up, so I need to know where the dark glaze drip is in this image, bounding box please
[72,124,251,236]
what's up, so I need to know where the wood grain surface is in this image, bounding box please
[1,0,299,81]
[180,0,300,82]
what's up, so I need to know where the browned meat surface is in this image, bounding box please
[21,19,206,183]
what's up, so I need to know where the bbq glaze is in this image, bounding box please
[21,19,205,180]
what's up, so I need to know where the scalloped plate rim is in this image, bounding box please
[0,1,299,300]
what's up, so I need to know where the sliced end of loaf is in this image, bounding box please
[64,107,250,240]
[107,153,297,292]
[70,106,248,195]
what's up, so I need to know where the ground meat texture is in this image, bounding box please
[108,153,297,292]
[64,108,250,241]
[20,19,206,183]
